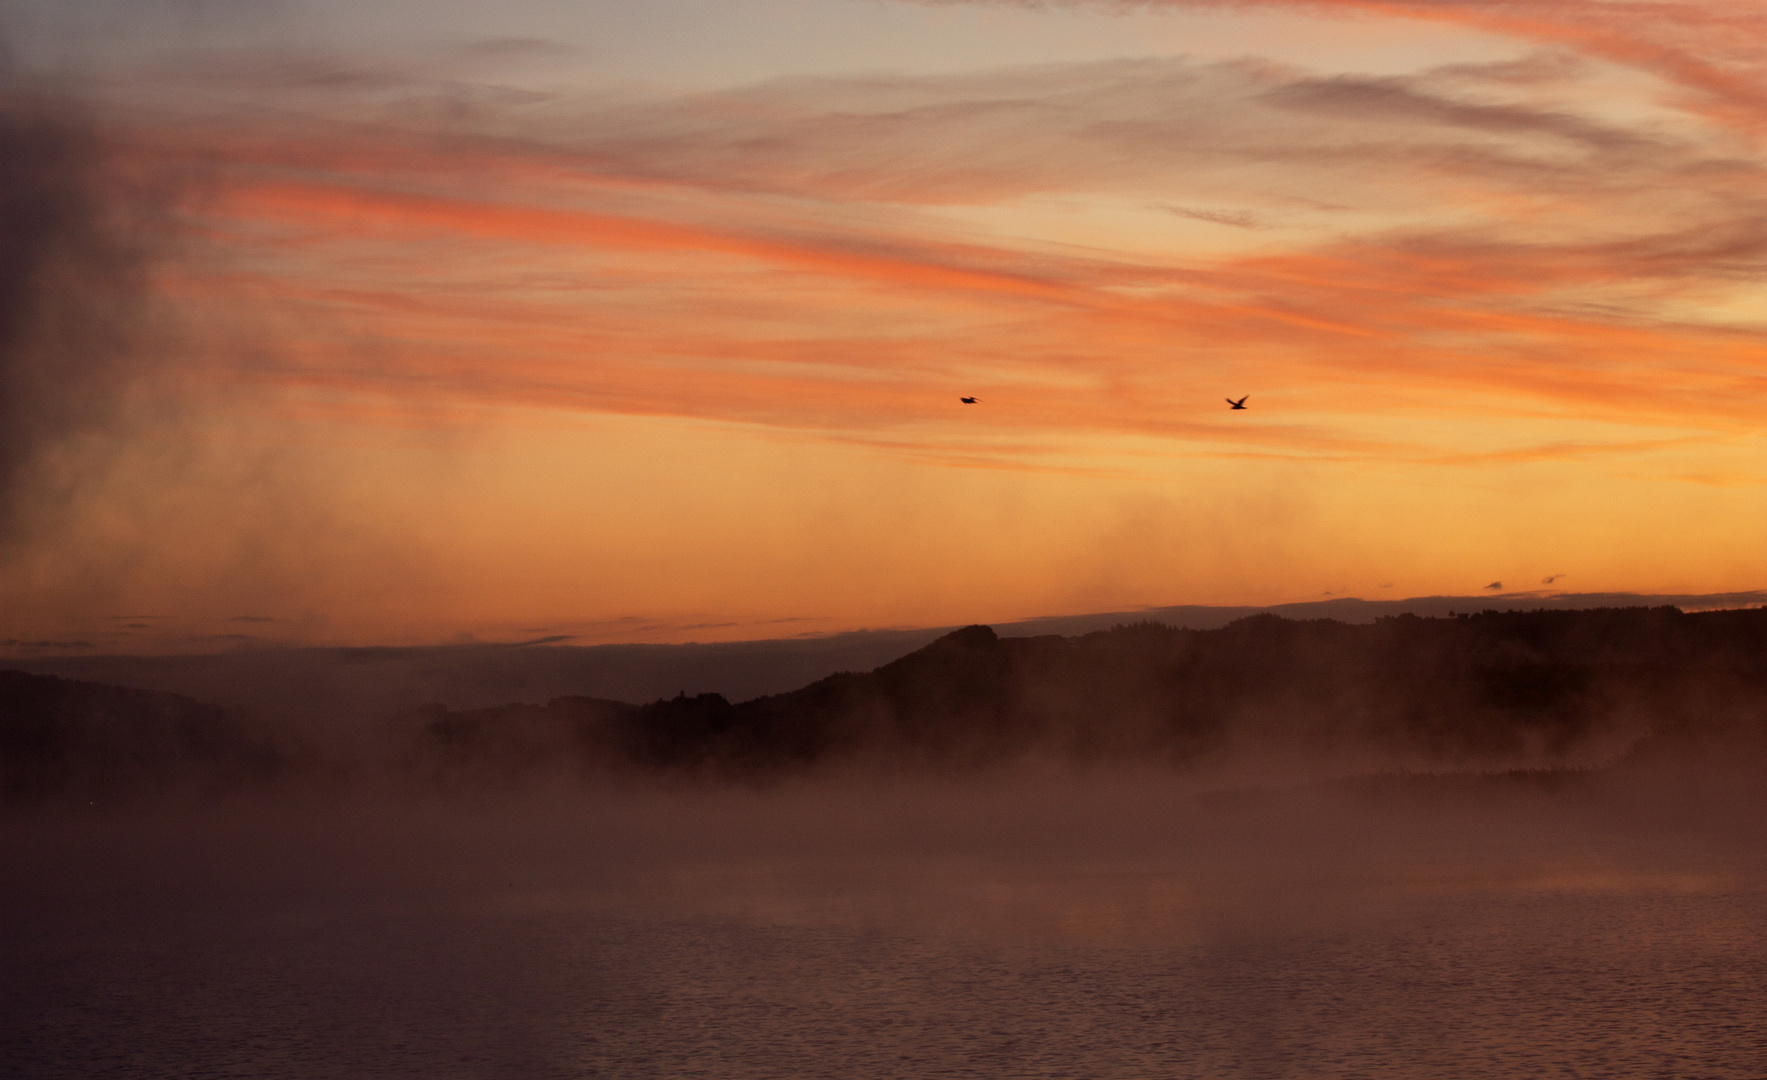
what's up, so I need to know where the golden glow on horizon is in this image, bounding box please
[2,0,1764,650]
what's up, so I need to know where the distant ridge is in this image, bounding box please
[997,591,1767,639]
[10,605,1767,804]
[12,592,1766,721]
[409,606,1767,780]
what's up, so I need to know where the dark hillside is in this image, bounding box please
[409,607,1767,777]
[11,607,1763,802]
[0,670,293,804]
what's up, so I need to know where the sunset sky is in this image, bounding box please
[2,0,1763,650]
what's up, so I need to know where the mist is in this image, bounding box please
[7,607,1767,1076]
[6,759,1765,1077]
[10,605,1767,804]
[0,82,170,540]
[0,65,464,649]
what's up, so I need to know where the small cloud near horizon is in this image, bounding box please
[1484,581,1503,590]
[3,640,95,649]
[513,634,576,646]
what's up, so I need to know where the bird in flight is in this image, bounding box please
[960,397,979,404]
[1226,396,1248,410]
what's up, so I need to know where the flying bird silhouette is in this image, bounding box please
[1227,396,1248,410]
[960,397,979,404]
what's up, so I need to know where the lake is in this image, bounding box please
[5,772,1764,1078]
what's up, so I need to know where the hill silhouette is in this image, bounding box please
[0,670,294,805]
[407,606,1767,779]
[8,606,1766,802]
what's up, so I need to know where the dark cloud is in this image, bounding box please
[1162,204,1264,228]
[1259,74,1651,154]
[2,638,93,648]
[926,0,1767,130]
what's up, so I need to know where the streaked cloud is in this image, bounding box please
[956,0,1767,134]
[125,44,1761,465]
[3,0,1763,645]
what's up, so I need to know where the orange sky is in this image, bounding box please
[1,0,1763,651]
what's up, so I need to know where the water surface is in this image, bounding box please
[5,777,1764,1078]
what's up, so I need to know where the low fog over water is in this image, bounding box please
[7,771,1766,1078]
[6,608,1767,1077]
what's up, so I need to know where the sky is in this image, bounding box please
[0,0,1763,652]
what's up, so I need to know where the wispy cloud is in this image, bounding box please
[107,43,1755,474]
[946,0,1767,135]
[6,2,1762,645]
[20,8,1759,480]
